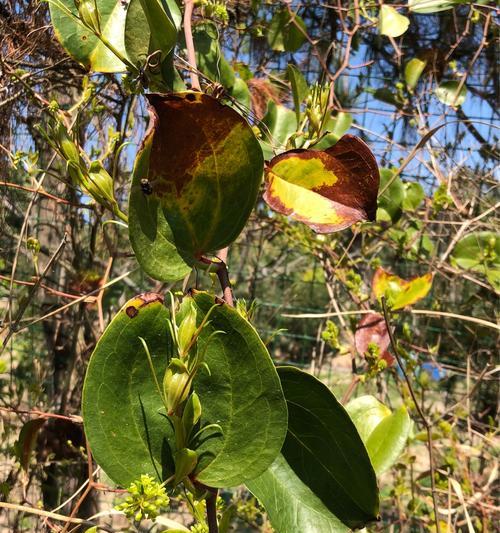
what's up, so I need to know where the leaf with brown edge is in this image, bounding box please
[355,313,395,367]
[372,268,433,310]
[263,135,379,233]
[129,91,264,282]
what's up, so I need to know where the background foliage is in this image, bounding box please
[0,0,498,531]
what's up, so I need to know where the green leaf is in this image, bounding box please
[260,101,297,159]
[49,0,129,72]
[128,92,263,282]
[313,112,353,150]
[402,182,425,211]
[287,65,309,125]
[190,291,287,487]
[229,77,252,111]
[376,168,404,223]
[404,58,427,90]
[366,406,411,474]
[267,9,307,53]
[378,5,410,38]
[82,291,287,488]
[451,232,500,290]
[435,80,467,106]
[191,22,235,89]
[372,268,433,310]
[408,0,462,14]
[264,135,380,233]
[373,88,403,108]
[346,396,411,475]
[249,367,378,530]
[247,454,350,533]
[346,396,391,443]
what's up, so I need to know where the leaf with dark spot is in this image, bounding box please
[263,135,379,233]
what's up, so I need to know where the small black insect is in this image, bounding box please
[140,178,153,195]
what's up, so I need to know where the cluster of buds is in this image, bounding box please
[37,109,127,222]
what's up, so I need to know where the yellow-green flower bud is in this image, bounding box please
[163,366,190,415]
[54,122,80,164]
[177,299,197,356]
[173,447,197,485]
[182,392,202,441]
[75,0,101,34]
[85,161,116,207]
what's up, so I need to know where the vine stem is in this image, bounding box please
[381,297,440,533]
[183,0,200,90]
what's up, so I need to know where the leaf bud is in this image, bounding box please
[177,299,198,356]
[54,122,80,164]
[182,392,202,441]
[173,447,197,485]
[86,161,116,207]
[163,365,190,414]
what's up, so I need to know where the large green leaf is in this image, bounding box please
[190,291,287,487]
[249,367,379,531]
[128,91,263,282]
[378,5,410,37]
[49,0,129,72]
[346,396,411,475]
[247,455,350,533]
[82,291,287,488]
[264,135,380,233]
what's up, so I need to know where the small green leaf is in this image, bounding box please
[372,87,404,108]
[435,80,467,106]
[404,58,427,89]
[313,112,353,150]
[287,65,309,125]
[408,0,461,14]
[366,406,411,474]
[261,101,297,159]
[268,9,307,53]
[249,367,379,531]
[49,0,129,72]
[378,5,410,37]
[402,182,425,211]
[376,168,404,223]
[15,418,46,472]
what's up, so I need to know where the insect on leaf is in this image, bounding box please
[263,135,379,233]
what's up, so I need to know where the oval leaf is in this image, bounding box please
[49,0,129,72]
[405,58,427,90]
[354,313,395,367]
[345,395,391,443]
[372,267,433,310]
[378,5,410,38]
[435,80,467,107]
[264,135,380,233]
[408,0,460,14]
[82,291,287,488]
[128,92,264,281]
[251,367,379,530]
[267,9,307,53]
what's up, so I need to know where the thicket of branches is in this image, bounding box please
[0,1,498,531]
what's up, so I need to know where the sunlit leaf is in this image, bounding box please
[402,182,425,211]
[49,0,129,72]
[435,80,467,106]
[378,5,410,37]
[376,168,404,223]
[354,313,395,367]
[268,9,307,53]
[405,57,427,89]
[346,396,411,474]
[313,112,353,150]
[128,92,263,281]
[248,367,379,531]
[260,101,297,159]
[82,291,287,488]
[372,267,433,310]
[264,135,379,233]
[408,0,462,14]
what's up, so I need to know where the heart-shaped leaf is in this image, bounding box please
[354,312,395,367]
[372,267,433,310]
[346,396,411,475]
[128,92,264,282]
[49,0,129,72]
[378,5,410,37]
[264,135,379,233]
[82,291,287,488]
[249,367,379,531]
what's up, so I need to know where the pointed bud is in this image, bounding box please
[85,160,116,207]
[182,392,201,442]
[177,299,197,357]
[173,448,197,486]
[163,366,190,415]
[75,0,101,34]
[54,122,80,164]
